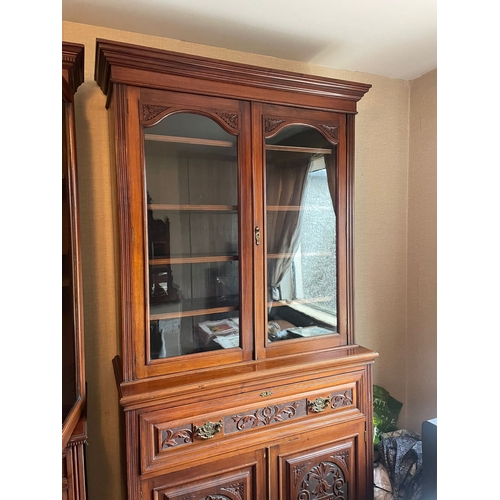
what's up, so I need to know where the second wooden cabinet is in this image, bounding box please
[95,39,377,499]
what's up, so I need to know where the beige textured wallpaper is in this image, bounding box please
[62,21,434,500]
[407,69,437,432]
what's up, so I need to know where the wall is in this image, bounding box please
[406,69,437,432]
[62,21,415,500]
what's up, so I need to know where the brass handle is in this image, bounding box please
[255,226,261,246]
[307,396,332,413]
[193,420,223,440]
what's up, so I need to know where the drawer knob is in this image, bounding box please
[308,396,332,413]
[194,420,223,440]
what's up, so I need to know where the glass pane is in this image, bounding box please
[62,100,77,423]
[266,125,337,343]
[144,113,240,358]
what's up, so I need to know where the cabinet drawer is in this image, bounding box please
[139,371,365,474]
[143,449,266,500]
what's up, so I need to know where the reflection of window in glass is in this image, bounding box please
[277,156,337,317]
[293,157,336,316]
[266,126,338,341]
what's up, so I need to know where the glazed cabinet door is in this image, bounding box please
[142,449,266,499]
[252,103,351,360]
[269,419,367,500]
[114,87,253,379]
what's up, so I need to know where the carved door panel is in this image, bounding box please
[145,449,266,500]
[270,419,366,500]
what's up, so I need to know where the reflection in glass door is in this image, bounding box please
[62,99,77,422]
[144,113,241,359]
[265,125,338,344]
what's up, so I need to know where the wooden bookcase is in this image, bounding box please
[95,39,377,500]
[62,41,87,500]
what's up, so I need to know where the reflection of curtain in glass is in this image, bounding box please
[266,152,311,302]
[324,152,337,215]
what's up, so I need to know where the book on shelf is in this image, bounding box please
[212,332,239,349]
[195,318,239,345]
[286,325,335,337]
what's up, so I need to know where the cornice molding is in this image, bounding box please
[63,42,85,93]
[94,39,371,109]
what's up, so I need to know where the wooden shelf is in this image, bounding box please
[268,296,334,308]
[145,134,234,148]
[265,144,332,154]
[150,254,239,265]
[267,251,332,259]
[149,204,237,212]
[150,296,239,321]
[267,205,332,212]
[145,134,332,155]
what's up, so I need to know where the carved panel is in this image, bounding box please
[220,482,245,499]
[225,400,307,433]
[160,425,193,450]
[332,449,350,470]
[330,390,353,409]
[296,461,347,500]
[177,495,232,500]
[215,112,239,132]
[141,103,170,123]
[264,118,286,133]
[161,479,246,500]
[293,462,312,487]
[320,124,339,142]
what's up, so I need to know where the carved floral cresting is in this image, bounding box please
[216,112,239,131]
[141,104,170,122]
[320,124,339,142]
[264,118,286,133]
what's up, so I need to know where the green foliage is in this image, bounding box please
[373,385,403,445]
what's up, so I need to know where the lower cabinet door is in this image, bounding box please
[143,448,266,500]
[269,419,367,500]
